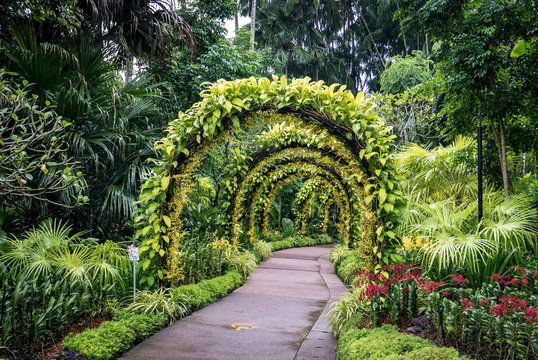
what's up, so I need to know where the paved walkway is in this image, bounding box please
[120,245,349,360]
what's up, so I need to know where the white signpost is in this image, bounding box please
[128,245,139,301]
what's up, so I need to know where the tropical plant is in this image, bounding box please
[253,240,272,261]
[396,136,477,204]
[397,138,538,283]
[1,23,169,238]
[0,221,129,352]
[128,288,189,321]
[398,0,538,196]
[0,71,86,216]
[379,51,432,95]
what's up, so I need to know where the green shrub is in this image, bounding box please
[338,325,430,360]
[62,321,137,360]
[63,270,246,360]
[253,240,272,261]
[337,325,463,360]
[172,283,214,310]
[261,233,281,242]
[62,310,170,360]
[295,237,308,247]
[113,310,168,337]
[314,234,333,244]
[384,346,463,360]
[271,240,294,250]
[199,273,237,299]
[336,251,361,285]
[172,270,245,310]
[301,236,316,246]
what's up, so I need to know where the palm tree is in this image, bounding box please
[256,0,326,77]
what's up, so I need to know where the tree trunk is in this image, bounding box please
[235,0,240,33]
[498,117,510,197]
[126,57,134,82]
[278,190,282,231]
[250,0,257,51]
[489,118,510,197]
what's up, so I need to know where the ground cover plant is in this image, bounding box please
[337,325,462,360]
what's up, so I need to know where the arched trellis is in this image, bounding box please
[320,197,339,234]
[244,162,352,242]
[292,178,342,235]
[134,77,403,285]
[227,141,364,239]
[229,149,359,244]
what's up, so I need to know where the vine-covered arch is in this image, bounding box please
[292,178,342,236]
[134,76,402,285]
[240,160,353,243]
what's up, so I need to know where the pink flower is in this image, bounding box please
[479,299,490,306]
[442,291,450,297]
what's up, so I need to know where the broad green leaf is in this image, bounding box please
[379,188,387,204]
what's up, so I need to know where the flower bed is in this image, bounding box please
[328,247,538,360]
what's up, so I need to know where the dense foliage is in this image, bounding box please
[0,0,536,359]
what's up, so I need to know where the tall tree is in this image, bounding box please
[399,0,538,195]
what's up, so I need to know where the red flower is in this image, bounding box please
[460,298,473,311]
[420,281,445,293]
[479,299,490,306]
[361,284,389,300]
[490,273,520,286]
[489,297,527,317]
[524,307,538,324]
[442,291,450,297]
[450,274,470,286]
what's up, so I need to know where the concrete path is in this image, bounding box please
[120,245,349,360]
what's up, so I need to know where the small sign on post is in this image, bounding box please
[128,245,139,301]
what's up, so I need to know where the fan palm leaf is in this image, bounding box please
[54,246,92,281]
